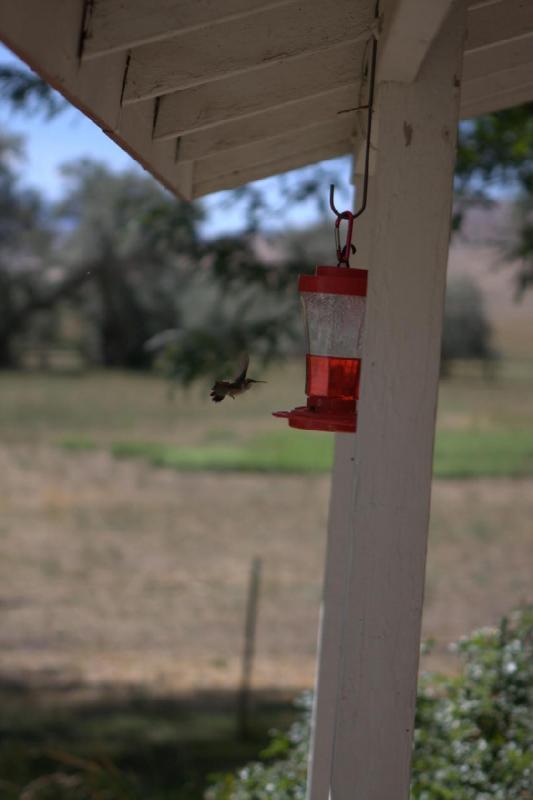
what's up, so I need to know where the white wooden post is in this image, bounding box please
[306,168,375,800]
[328,3,466,798]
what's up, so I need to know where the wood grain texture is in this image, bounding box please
[466,0,533,52]
[192,140,351,197]
[462,32,533,81]
[175,85,362,161]
[461,62,533,109]
[461,81,533,117]
[154,40,367,138]
[82,0,297,58]
[122,0,374,102]
[193,119,356,183]
[329,4,466,798]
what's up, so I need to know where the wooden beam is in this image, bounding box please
[154,40,367,139]
[193,141,350,197]
[462,31,533,81]
[329,3,465,797]
[122,0,374,103]
[82,0,297,59]
[0,0,191,199]
[194,119,355,183]
[461,81,533,117]
[175,85,361,161]
[378,0,454,82]
[466,0,533,53]
[306,157,375,800]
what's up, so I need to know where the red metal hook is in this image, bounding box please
[330,184,356,267]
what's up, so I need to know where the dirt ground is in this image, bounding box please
[1,439,531,698]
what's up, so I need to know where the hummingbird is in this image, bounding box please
[210,355,266,403]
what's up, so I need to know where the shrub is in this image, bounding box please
[441,276,496,375]
[207,608,533,800]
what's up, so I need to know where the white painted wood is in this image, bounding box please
[466,0,533,53]
[194,119,356,184]
[82,0,297,58]
[0,0,124,127]
[154,40,367,139]
[461,62,533,109]
[192,140,351,197]
[0,0,191,199]
[307,163,376,800]
[175,85,361,161]
[461,81,533,117]
[378,0,454,82]
[462,32,533,82]
[329,4,466,798]
[122,0,374,103]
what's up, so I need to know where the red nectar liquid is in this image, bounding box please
[305,354,361,401]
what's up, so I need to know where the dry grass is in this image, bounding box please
[0,431,531,695]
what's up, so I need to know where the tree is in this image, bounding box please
[0,134,56,366]
[455,104,533,294]
[55,160,201,368]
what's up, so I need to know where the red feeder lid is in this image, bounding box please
[299,266,367,297]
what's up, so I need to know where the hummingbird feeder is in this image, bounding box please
[273,32,376,434]
[273,193,368,433]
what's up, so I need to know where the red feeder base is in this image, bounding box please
[273,396,357,433]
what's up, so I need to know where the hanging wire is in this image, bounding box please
[329,1,379,266]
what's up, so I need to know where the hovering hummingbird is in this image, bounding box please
[210,355,266,403]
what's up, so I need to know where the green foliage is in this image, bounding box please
[207,610,533,800]
[0,64,67,118]
[441,276,495,371]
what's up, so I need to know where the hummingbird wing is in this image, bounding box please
[233,353,250,384]
[210,380,230,403]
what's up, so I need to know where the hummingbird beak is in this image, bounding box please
[251,380,267,383]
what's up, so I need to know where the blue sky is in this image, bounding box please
[0,44,352,238]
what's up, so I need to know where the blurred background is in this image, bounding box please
[0,44,532,799]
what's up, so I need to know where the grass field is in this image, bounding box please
[0,360,532,797]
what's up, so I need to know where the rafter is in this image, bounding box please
[193,140,351,198]
[122,0,374,103]
[82,0,297,59]
[175,86,361,162]
[463,31,533,82]
[153,40,367,140]
[466,0,533,52]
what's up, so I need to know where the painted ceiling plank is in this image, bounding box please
[176,85,361,162]
[193,140,351,197]
[82,0,297,59]
[0,0,191,199]
[461,81,533,118]
[462,31,533,81]
[154,40,367,139]
[122,0,374,103]
[378,0,455,83]
[193,118,356,183]
[466,0,533,53]
[461,61,533,108]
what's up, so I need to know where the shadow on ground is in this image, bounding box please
[0,671,300,799]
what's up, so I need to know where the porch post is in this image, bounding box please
[328,3,466,798]
[306,167,375,800]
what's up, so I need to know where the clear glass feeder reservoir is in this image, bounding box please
[274,266,367,433]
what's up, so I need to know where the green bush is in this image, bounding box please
[441,276,496,375]
[207,609,533,800]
